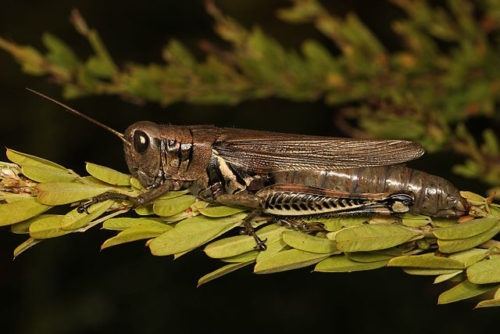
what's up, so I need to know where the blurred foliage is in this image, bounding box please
[1,1,500,190]
[1,149,500,307]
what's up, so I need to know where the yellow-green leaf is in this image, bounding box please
[220,251,259,263]
[282,231,337,254]
[153,195,196,217]
[29,214,69,239]
[36,182,112,205]
[438,280,497,304]
[434,271,463,283]
[102,217,165,231]
[388,254,464,269]
[149,213,246,256]
[86,162,131,186]
[61,200,113,230]
[433,217,499,240]
[254,249,329,274]
[101,221,172,250]
[204,225,286,259]
[198,206,246,217]
[21,165,77,182]
[0,198,51,226]
[335,224,421,252]
[438,223,500,253]
[346,249,402,263]
[6,148,67,170]
[467,257,500,284]
[197,262,254,287]
[13,238,42,259]
[314,255,387,272]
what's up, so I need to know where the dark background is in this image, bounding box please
[0,1,496,333]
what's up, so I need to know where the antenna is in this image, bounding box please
[26,88,130,146]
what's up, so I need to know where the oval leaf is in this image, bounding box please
[86,162,131,186]
[282,231,336,254]
[6,148,67,170]
[433,217,499,240]
[102,217,165,231]
[197,262,254,287]
[438,223,500,253]
[467,257,500,284]
[153,195,196,217]
[335,224,420,252]
[101,221,172,250]
[36,182,112,205]
[388,254,464,269]
[198,206,246,218]
[438,280,496,304]
[0,198,51,226]
[254,249,329,274]
[314,255,387,272]
[22,165,77,183]
[149,213,246,256]
[29,214,69,239]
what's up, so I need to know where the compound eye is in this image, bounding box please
[133,130,149,154]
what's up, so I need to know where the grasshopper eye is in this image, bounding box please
[133,130,149,154]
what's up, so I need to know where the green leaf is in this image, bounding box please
[314,255,387,272]
[448,248,489,267]
[149,213,246,256]
[254,249,330,274]
[101,220,172,250]
[153,195,196,217]
[13,238,42,259]
[204,226,286,259]
[197,261,254,287]
[60,200,113,230]
[335,224,421,252]
[0,198,51,226]
[198,206,246,217]
[220,251,259,263]
[21,165,78,183]
[438,280,497,304]
[438,222,500,253]
[6,148,68,170]
[467,257,500,284]
[86,162,131,186]
[36,182,112,205]
[282,231,337,254]
[42,32,80,70]
[388,253,465,269]
[404,268,462,276]
[102,217,165,231]
[10,220,32,234]
[346,249,403,263]
[29,214,69,239]
[434,271,463,283]
[433,217,499,240]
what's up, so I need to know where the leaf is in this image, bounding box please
[36,182,112,205]
[197,261,254,287]
[448,248,489,267]
[21,165,77,183]
[335,224,421,252]
[0,198,52,226]
[282,231,337,254]
[198,206,246,217]
[346,249,403,263]
[29,215,69,239]
[42,32,80,70]
[254,249,330,274]
[102,217,165,231]
[434,271,463,284]
[438,280,497,304]
[153,195,196,217]
[404,268,463,276]
[149,213,246,256]
[388,254,464,269]
[433,217,499,240]
[6,149,68,170]
[86,162,131,186]
[13,238,42,259]
[467,257,500,284]
[10,220,32,234]
[101,220,172,250]
[60,200,113,230]
[314,255,387,272]
[204,226,286,259]
[438,222,500,253]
